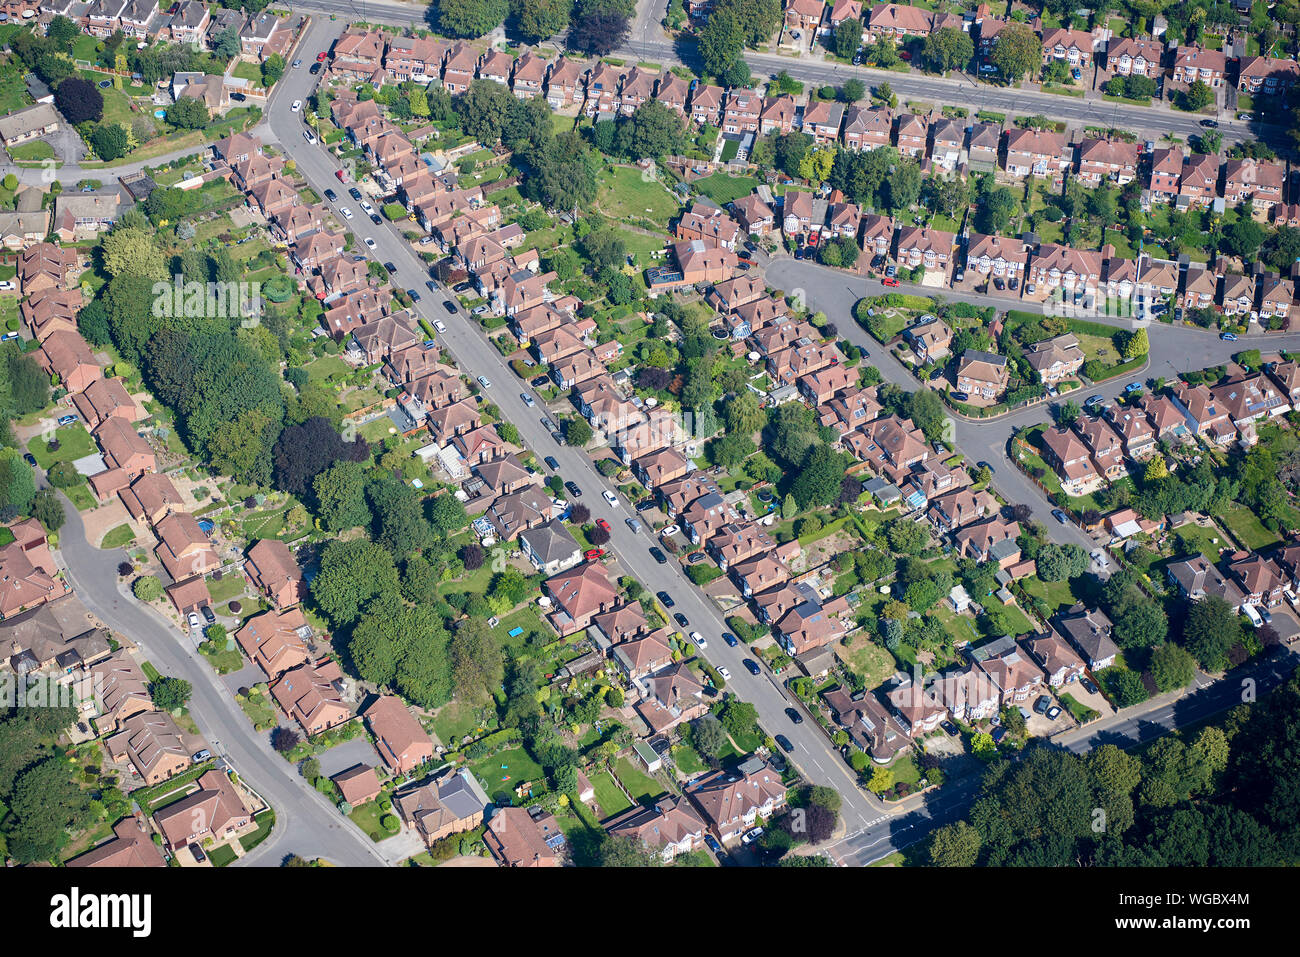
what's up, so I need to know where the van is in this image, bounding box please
[1242,603,1263,628]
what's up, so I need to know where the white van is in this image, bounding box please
[1242,603,1263,628]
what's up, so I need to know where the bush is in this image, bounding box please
[132,575,163,602]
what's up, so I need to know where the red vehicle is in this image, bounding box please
[316,51,328,62]
[584,548,605,562]
[882,277,900,287]
[596,518,611,532]
[334,169,345,181]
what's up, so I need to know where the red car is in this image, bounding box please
[334,169,345,181]
[596,519,611,532]
[316,51,328,62]
[584,548,605,561]
[882,277,900,286]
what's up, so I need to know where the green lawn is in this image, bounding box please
[100,524,135,549]
[232,61,263,83]
[1220,506,1281,550]
[595,165,681,224]
[1019,576,1077,615]
[8,140,55,163]
[349,795,397,841]
[1171,521,1230,561]
[838,635,895,688]
[1059,691,1099,723]
[693,172,761,206]
[470,747,545,804]
[612,757,665,803]
[29,424,96,468]
[932,605,980,645]
[207,843,238,867]
[305,355,350,383]
[205,573,244,605]
[430,699,496,748]
[587,768,632,817]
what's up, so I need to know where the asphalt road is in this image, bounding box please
[270,17,892,834]
[278,0,1268,148]
[51,487,387,868]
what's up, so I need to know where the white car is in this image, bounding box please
[0,280,15,290]
[303,130,317,144]
[602,490,618,507]
[717,666,730,681]
[476,375,491,388]
[290,99,302,112]
[433,319,447,334]
[360,201,376,215]
[521,393,535,407]
[340,207,353,219]
[741,827,764,845]
[363,237,376,249]
[661,524,680,537]
[689,631,707,649]
[292,58,302,69]
[187,612,202,630]
[1090,549,1110,570]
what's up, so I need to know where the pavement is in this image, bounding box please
[50,484,389,868]
[267,14,893,836]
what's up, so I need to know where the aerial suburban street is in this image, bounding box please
[267,15,893,838]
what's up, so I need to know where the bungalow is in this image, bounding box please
[152,770,251,851]
[106,711,192,785]
[1167,555,1244,610]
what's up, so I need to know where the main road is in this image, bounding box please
[272,0,1267,147]
[270,16,893,836]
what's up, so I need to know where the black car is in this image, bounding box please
[785,707,803,725]
[1199,118,1218,128]
[530,375,550,388]
[453,282,471,293]
[940,720,959,735]
[407,289,421,302]
[742,658,761,675]
[564,481,582,497]
[309,61,322,74]
[543,455,560,471]
[348,187,362,200]
[656,591,674,608]
[722,632,738,648]
[1080,677,1099,695]
[323,188,338,202]
[673,613,689,628]
[369,213,383,225]
[1052,508,1069,525]
[425,280,438,292]
[383,261,397,274]
[775,734,795,754]
[976,460,993,474]
[442,300,457,314]
[635,499,658,512]
[551,430,566,446]
[649,546,668,564]
[22,453,37,467]
[200,605,216,624]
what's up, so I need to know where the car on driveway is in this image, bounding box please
[316,51,328,61]
[775,734,795,753]
[656,590,674,607]
[584,548,604,562]
[940,720,958,735]
[22,453,37,467]
[742,826,764,845]
[531,376,551,388]
[722,632,738,647]
[689,631,706,648]
[1033,694,1052,714]
[187,612,202,630]
[1045,706,1062,720]
[1080,677,1099,695]
[564,481,582,497]
[673,613,689,628]
[743,658,761,675]
[1090,549,1111,570]
[704,835,723,854]
[785,707,803,725]
[192,748,212,762]
[661,524,680,537]
[649,546,668,564]
[56,414,78,426]
[950,391,969,401]
[544,455,560,471]
[201,605,215,624]
[687,551,706,564]
[602,489,618,507]
[1124,382,1143,394]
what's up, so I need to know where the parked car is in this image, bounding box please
[22,453,36,467]
[584,548,604,562]
[476,375,491,389]
[882,277,899,287]
[1085,394,1104,406]
[976,460,994,474]
[383,262,398,274]
[187,612,202,630]
[564,481,582,497]
[636,499,658,512]
[192,749,212,762]
[303,130,317,144]
[425,280,438,293]
[323,188,337,202]
[775,734,795,753]
[1220,332,1238,341]
[596,518,611,532]
[950,391,969,401]
[1080,677,1099,695]
[1052,508,1069,525]
[602,489,619,507]
[348,187,363,200]
[309,62,321,74]
[785,707,803,725]
[544,455,560,471]
[407,288,420,302]
[743,658,761,675]
[673,613,689,628]
[369,213,383,225]
[741,827,764,845]
[722,632,738,647]
[704,835,723,854]
[1124,382,1143,394]
[1045,706,1062,720]
[520,392,535,407]
[56,414,78,426]
[661,524,680,537]
[290,99,302,112]
[687,551,706,564]
[432,319,447,334]
[200,605,215,624]
[656,591,674,607]
[625,517,642,533]
[940,720,958,735]
[649,546,668,564]
[441,297,457,311]
[717,666,730,681]
[884,264,897,277]
[1033,695,1052,714]
[689,631,707,649]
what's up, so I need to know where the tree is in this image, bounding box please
[588,524,610,546]
[566,417,593,447]
[150,676,192,712]
[212,24,241,58]
[1182,79,1214,111]
[922,26,973,74]
[834,18,863,59]
[617,100,687,159]
[599,834,662,866]
[272,417,368,498]
[312,460,371,531]
[261,53,285,86]
[30,489,64,533]
[311,539,401,626]
[1182,595,1241,672]
[792,445,852,509]
[991,22,1041,81]
[839,78,866,104]
[1221,217,1265,260]
[568,8,630,55]
[1121,328,1149,359]
[698,6,746,78]
[0,449,35,515]
[6,757,91,863]
[271,726,300,753]
[133,575,163,602]
[928,820,982,866]
[166,95,209,130]
[47,15,80,51]
[54,77,103,124]
[514,0,573,41]
[90,122,130,161]
[1035,543,1087,582]
[869,34,899,68]
[691,713,726,757]
[449,618,504,704]
[1144,455,1168,482]
[440,0,508,36]
[1150,641,1198,692]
